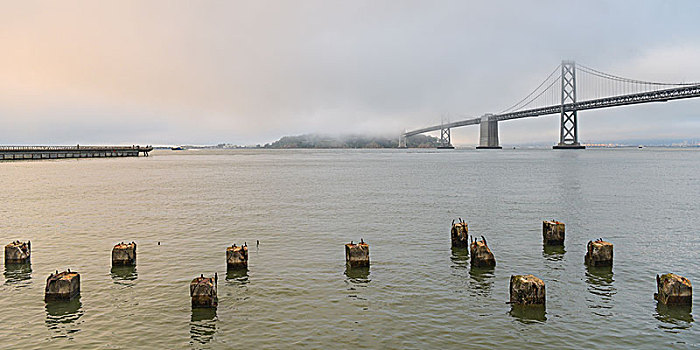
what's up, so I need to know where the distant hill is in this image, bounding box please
[264,134,439,148]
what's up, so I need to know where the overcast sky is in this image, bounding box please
[1,1,700,145]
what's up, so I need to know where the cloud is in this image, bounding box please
[0,1,699,145]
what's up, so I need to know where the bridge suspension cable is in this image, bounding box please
[499,64,561,114]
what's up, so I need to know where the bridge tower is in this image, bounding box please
[437,126,454,149]
[476,114,501,149]
[554,60,585,149]
[398,133,407,148]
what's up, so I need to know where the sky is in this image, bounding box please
[1,0,700,146]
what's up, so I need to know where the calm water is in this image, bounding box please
[0,148,698,349]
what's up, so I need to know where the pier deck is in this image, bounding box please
[0,145,153,160]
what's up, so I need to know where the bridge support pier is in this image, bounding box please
[476,114,501,149]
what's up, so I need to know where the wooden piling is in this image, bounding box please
[470,237,495,267]
[510,274,546,305]
[226,244,248,269]
[345,241,370,267]
[45,271,80,301]
[451,219,468,248]
[655,273,692,305]
[112,242,137,266]
[543,220,565,245]
[190,274,218,308]
[585,239,613,267]
[4,241,30,264]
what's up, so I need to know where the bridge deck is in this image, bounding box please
[404,84,700,137]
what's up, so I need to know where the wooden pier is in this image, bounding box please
[0,145,153,160]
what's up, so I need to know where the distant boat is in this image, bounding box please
[171,146,184,151]
[638,145,644,149]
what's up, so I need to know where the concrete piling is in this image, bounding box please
[470,236,496,267]
[655,273,692,305]
[226,243,248,269]
[112,242,137,266]
[45,271,80,301]
[5,240,31,264]
[345,240,370,268]
[451,219,469,248]
[510,274,546,305]
[585,239,613,267]
[190,274,218,308]
[542,220,565,245]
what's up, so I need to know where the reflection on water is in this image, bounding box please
[4,263,32,285]
[345,266,370,303]
[345,266,370,283]
[509,305,547,324]
[585,265,616,317]
[226,268,249,286]
[468,267,494,296]
[655,303,694,332]
[190,308,217,345]
[542,245,566,261]
[450,247,469,269]
[45,297,83,339]
[110,266,138,285]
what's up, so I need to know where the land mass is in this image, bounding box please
[263,134,439,149]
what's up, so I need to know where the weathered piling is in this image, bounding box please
[543,220,565,245]
[112,242,137,266]
[451,219,469,248]
[5,240,31,264]
[470,236,496,267]
[345,240,370,267]
[226,243,248,269]
[190,274,218,308]
[655,273,692,305]
[45,270,80,301]
[510,274,546,305]
[585,239,613,267]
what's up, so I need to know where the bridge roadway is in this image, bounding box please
[404,84,700,137]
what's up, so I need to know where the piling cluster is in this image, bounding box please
[4,215,692,316]
[4,240,31,264]
[345,239,370,267]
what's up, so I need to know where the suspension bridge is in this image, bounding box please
[400,61,700,149]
